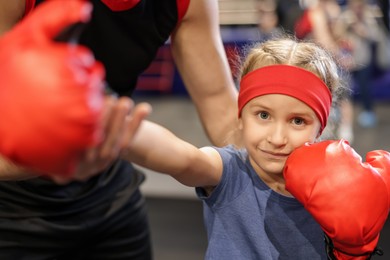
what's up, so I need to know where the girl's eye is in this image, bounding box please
[293,118,305,125]
[258,111,269,120]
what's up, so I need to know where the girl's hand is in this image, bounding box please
[50,96,151,184]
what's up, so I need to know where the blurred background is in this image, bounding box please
[132,0,390,259]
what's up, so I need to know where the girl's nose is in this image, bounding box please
[267,123,287,146]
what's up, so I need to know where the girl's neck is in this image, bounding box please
[257,169,293,197]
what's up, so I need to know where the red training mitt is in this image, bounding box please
[0,0,105,177]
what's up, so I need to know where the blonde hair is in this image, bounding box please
[238,37,348,102]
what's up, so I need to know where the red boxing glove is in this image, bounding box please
[284,140,390,259]
[0,0,105,177]
[100,0,141,11]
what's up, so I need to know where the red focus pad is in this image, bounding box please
[100,0,140,11]
[0,0,105,177]
[284,140,390,259]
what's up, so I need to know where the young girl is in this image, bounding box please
[125,38,345,259]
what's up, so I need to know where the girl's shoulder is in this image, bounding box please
[214,145,248,164]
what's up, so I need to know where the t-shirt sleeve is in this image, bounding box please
[196,146,250,209]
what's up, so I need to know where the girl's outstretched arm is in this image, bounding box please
[122,120,223,188]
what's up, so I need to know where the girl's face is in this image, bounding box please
[239,94,321,180]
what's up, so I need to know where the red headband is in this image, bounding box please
[238,65,332,133]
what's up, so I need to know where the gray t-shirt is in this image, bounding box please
[196,145,327,260]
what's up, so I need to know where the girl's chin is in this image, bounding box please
[265,162,285,174]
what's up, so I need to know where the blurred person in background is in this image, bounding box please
[377,0,390,32]
[256,0,283,41]
[275,0,304,35]
[295,0,355,143]
[334,0,390,128]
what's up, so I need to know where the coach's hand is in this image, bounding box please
[50,97,151,184]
